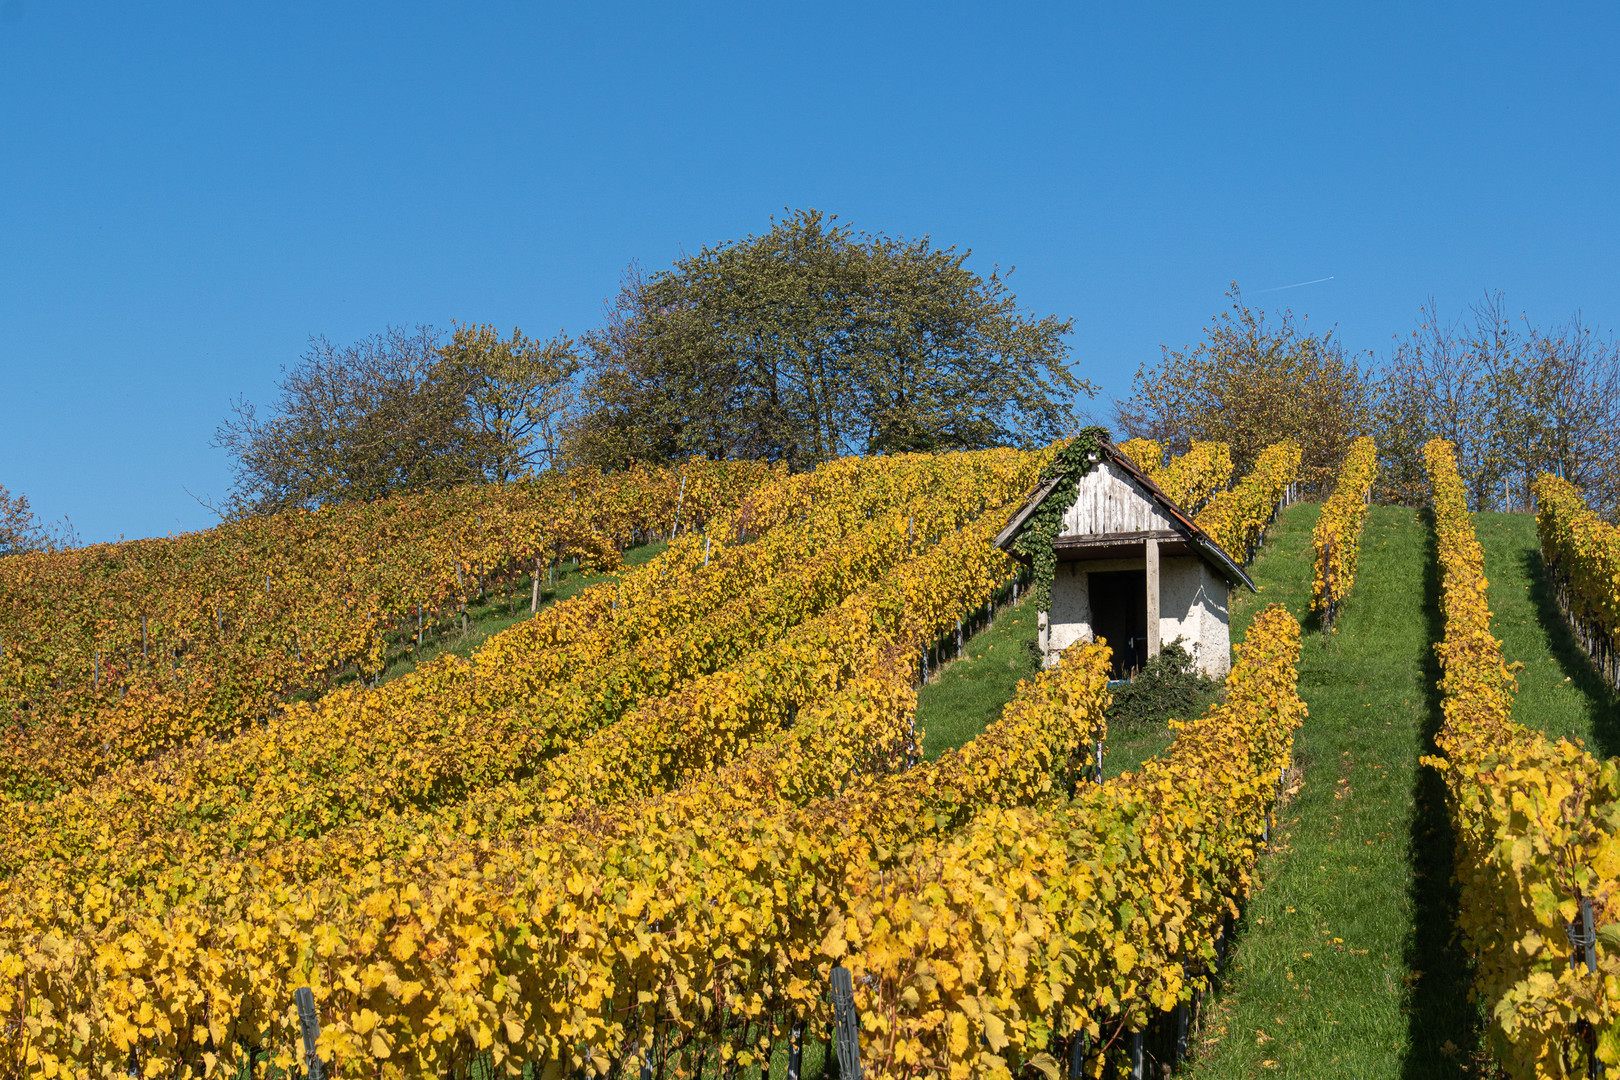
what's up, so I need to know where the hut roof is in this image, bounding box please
[993,439,1257,592]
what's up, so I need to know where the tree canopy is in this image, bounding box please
[439,323,579,484]
[214,324,579,515]
[565,210,1092,470]
[1375,294,1620,514]
[1117,287,1620,518]
[1114,289,1371,493]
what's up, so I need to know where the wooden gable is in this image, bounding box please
[994,440,1256,592]
[1057,461,1172,538]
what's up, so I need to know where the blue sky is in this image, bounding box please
[3,3,1617,542]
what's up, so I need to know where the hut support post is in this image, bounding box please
[1145,536,1161,659]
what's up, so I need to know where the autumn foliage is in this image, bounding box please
[1194,441,1301,564]
[1533,472,1620,650]
[1310,436,1378,624]
[1424,440,1620,1076]
[0,461,775,798]
[1152,440,1232,515]
[0,434,1334,1080]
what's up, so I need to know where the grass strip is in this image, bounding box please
[1474,510,1620,755]
[917,595,1040,759]
[1187,503,1484,1079]
[367,542,669,686]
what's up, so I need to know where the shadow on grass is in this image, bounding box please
[1400,509,1483,1080]
[1519,547,1620,760]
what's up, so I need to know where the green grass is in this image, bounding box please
[1475,511,1620,756]
[917,596,1040,760]
[1187,502,1485,1080]
[1101,663,1224,780]
[1228,503,1320,640]
[1099,722,1178,779]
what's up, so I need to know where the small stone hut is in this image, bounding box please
[993,440,1255,679]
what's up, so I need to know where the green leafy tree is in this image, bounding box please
[440,323,581,483]
[1115,287,1372,494]
[214,326,479,515]
[566,210,1092,469]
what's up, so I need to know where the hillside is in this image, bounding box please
[1476,511,1620,753]
[8,441,1620,1079]
[1182,503,1478,1077]
[1189,504,1619,1078]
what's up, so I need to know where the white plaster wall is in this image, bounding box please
[1043,555,1231,676]
[1044,557,1140,666]
[1046,561,1094,662]
[1157,556,1232,678]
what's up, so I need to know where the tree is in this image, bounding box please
[0,485,41,556]
[439,323,581,483]
[566,210,1092,470]
[856,232,1084,455]
[1115,287,1372,493]
[0,484,76,556]
[1374,294,1620,514]
[214,326,478,515]
[216,323,588,516]
[1512,314,1620,516]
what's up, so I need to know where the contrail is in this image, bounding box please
[1255,275,1335,293]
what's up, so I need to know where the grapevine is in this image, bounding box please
[1534,472,1620,666]
[1310,436,1377,624]
[0,451,1044,881]
[1195,441,1301,563]
[0,461,773,796]
[841,604,1303,1077]
[1424,440,1620,1077]
[0,439,1315,1080]
[1,496,1029,899]
[0,496,1096,1078]
[1116,438,1164,477]
[1153,439,1233,513]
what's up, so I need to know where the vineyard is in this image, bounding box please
[5,433,1620,1079]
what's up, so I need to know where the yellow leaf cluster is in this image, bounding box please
[0,536,1100,1078]
[1194,442,1302,564]
[1,451,1046,887]
[0,447,1085,1078]
[841,604,1305,1079]
[1533,473,1620,648]
[1310,436,1377,621]
[1153,441,1233,515]
[1424,440,1620,1078]
[1115,440,1164,479]
[0,460,779,798]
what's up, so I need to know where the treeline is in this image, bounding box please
[12,211,1618,545]
[1115,288,1620,517]
[204,209,1089,519]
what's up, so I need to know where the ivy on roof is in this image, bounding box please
[1009,426,1110,613]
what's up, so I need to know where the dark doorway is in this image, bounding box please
[1089,569,1148,679]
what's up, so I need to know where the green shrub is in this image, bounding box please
[1106,638,1219,729]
